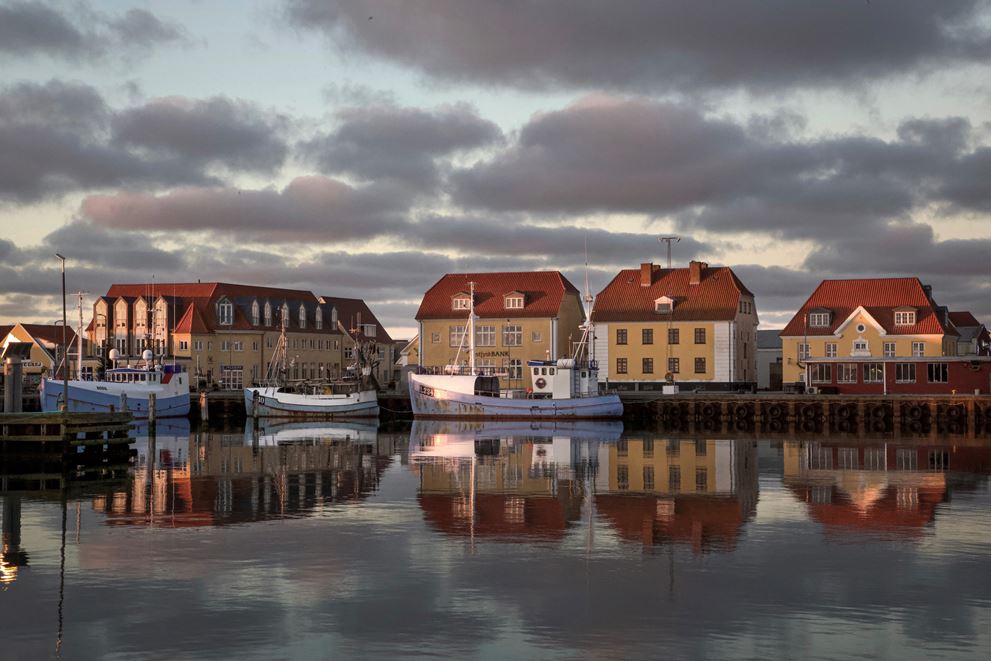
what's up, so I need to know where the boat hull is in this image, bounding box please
[244,387,379,418]
[409,375,622,420]
[41,379,190,418]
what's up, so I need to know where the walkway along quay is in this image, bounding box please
[623,393,991,438]
[0,411,133,446]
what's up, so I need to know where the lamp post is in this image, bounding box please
[55,253,67,411]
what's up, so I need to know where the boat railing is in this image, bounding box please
[415,365,507,377]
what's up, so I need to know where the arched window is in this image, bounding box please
[331,306,338,325]
[251,300,260,325]
[263,301,272,326]
[218,299,233,325]
[315,306,323,330]
[281,303,290,327]
[299,304,307,329]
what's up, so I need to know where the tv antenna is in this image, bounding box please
[658,236,680,269]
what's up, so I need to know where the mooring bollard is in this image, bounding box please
[199,391,209,422]
[120,392,128,413]
[3,356,24,413]
[148,393,156,423]
[252,390,260,421]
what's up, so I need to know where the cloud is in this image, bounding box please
[0,1,187,62]
[78,176,410,241]
[284,0,991,93]
[113,96,290,174]
[301,102,501,187]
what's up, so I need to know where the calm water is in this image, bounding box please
[3,419,991,660]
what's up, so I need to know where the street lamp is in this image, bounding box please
[55,253,67,411]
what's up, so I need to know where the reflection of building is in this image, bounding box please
[783,441,991,539]
[93,430,395,527]
[756,329,782,391]
[1,496,27,586]
[594,438,759,552]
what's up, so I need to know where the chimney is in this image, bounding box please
[640,262,653,287]
[689,260,707,286]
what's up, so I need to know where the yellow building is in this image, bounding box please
[591,260,758,390]
[779,278,958,387]
[414,272,585,389]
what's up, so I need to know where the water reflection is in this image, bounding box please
[784,440,991,541]
[91,420,397,527]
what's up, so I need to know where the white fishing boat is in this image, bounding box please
[244,419,378,446]
[244,318,379,418]
[42,349,190,418]
[409,281,623,420]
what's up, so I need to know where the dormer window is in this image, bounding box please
[808,311,831,327]
[452,295,471,311]
[281,303,290,327]
[895,310,916,326]
[362,323,377,338]
[217,299,233,325]
[264,301,272,326]
[331,306,338,325]
[316,306,323,330]
[504,292,525,310]
[654,296,675,314]
[299,303,307,329]
[251,300,260,325]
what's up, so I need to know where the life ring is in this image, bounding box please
[535,377,547,389]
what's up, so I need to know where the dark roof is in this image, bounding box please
[756,329,782,350]
[322,296,394,344]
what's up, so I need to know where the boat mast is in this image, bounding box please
[468,281,476,375]
[75,291,87,380]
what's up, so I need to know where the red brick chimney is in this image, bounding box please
[688,260,707,286]
[640,262,653,287]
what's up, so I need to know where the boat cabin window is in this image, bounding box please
[549,368,556,375]
[541,368,547,375]
[532,368,539,376]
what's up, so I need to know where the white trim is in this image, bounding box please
[833,306,886,337]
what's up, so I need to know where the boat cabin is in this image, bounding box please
[528,359,600,399]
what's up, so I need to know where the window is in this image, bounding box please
[655,301,672,314]
[221,341,230,352]
[505,295,524,309]
[503,325,522,347]
[798,343,811,360]
[668,357,680,374]
[912,341,925,357]
[642,357,654,374]
[431,332,441,344]
[666,440,680,457]
[299,304,306,329]
[281,303,290,327]
[179,340,189,351]
[475,325,496,347]
[316,307,323,330]
[825,343,837,358]
[616,358,628,374]
[895,363,916,383]
[344,346,353,360]
[449,325,466,347]
[695,468,708,492]
[837,364,858,383]
[694,357,706,374]
[617,465,629,491]
[808,312,831,327]
[668,328,679,344]
[695,440,707,457]
[264,302,272,326]
[218,300,233,325]
[643,439,654,458]
[694,328,706,344]
[895,311,916,326]
[810,364,832,383]
[193,340,203,351]
[616,328,628,345]
[853,340,868,354]
[928,363,948,383]
[669,466,681,492]
[251,300,260,325]
[864,363,884,383]
[252,341,259,351]
[643,466,655,490]
[508,359,522,379]
[452,296,471,311]
[884,342,896,358]
[531,330,543,343]
[642,328,653,345]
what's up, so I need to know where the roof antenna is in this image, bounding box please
[658,236,681,269]
[583,232,592,309]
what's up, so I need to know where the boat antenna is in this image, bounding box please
[73,290,88,380]
[468,281,476,375]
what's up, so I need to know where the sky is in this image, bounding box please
[1,0,991,338]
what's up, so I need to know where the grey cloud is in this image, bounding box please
[109,8,186,48]
[0,79,107,132]
[40,221,185,272]
[302,103,501,187]
[113,96,290,174]
[78,176,410,241]
[284,0,991,93]
[0,1,89,59]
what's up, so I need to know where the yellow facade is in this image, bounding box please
[780,308,951,383]
[605,321,716,381]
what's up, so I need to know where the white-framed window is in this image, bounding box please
[837,364,858,383]
[179,340,189,351]
[251,300,260,325]
[452,296,471,311]
[505,295,524,309]
[895,363,916,383]
[798,343,811,360]
[810,364,832,383]
[853,339,869,354]
[863,363,884,383]
[193,340,203,351]
[503,324,522,346]
[475,325,496,347]
[316,307,323,330]
[221,340,230,352]
[808,312,830,327]
[281,303,290,326]
[449,325,466,348]
[883,342,896,358]
[531,330,543,343]
[912,341,925,357]
[264,302,272,326]
[233,341,243,352]
[895,311,916,326]
[361,324,376,338]
[218,300,233,325]
[825,343,837,358]
[299,304,307,329]
[928,363,948,383]
[508,358,522,379]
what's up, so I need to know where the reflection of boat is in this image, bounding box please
[409,281,622,419]
[408,419,622,461]
[244,419,379,445]
[42,351,190,418]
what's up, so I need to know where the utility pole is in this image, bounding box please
[658,236,680,269]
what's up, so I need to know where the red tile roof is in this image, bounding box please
[780,278,955,337]
[949,311,980,328]
[321,296,394,344]
[415,272,580,320]
[590,264,750,322]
